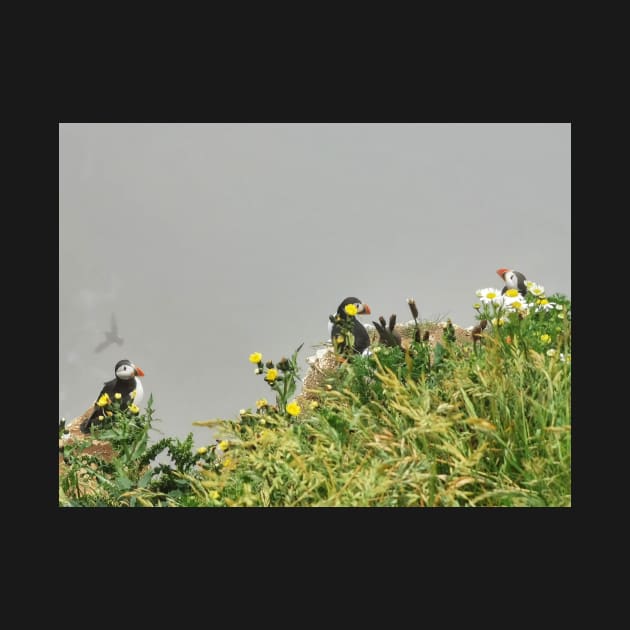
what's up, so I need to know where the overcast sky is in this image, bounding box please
[59,122,571,447]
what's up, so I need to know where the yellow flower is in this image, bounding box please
[249,352,263,364]
[265,368,278,383]
[105,411,113,417]
[98,415,104,421]
[96,393,111,407]
[197,447,208,455]
[256,398,268,409]
[540,334,552,344]
[286,401,301,416]
[130,390,136,399]
[128,403,140,414]
[309,401,319,410]
[208,490,220,500]
[536,298,549,306]
[114,392,122,400]
[504,288,520,298]
[218,440,229,451]
[222,457,235,470]
[335,335,344,344]
[344,303,358,316]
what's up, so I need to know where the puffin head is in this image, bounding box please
[336,297,371,318]
[496,268,527,293]
[115,359,145,380]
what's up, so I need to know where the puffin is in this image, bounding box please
[328,297,372,356]
[80,359,145,433]
[496,268,528,297]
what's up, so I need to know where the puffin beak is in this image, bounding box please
[496,268,509,279]
[134,366,145,377]
[360,304,371,315]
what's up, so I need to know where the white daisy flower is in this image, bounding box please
[533,299,557,313]
[503,295,527,312]
[528,283,545,297]
[476,288,503,305]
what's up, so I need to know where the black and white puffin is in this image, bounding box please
[328,297,372,356]
[496,268,528,297]
[80,359,145,433]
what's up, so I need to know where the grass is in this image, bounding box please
[59,289,571,507]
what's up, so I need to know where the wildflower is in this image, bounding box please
[96,393,111,407]
[114,392,122,400]
[286,401,301,417]
[309,401,319,410]
[128,404,140,414]
[473,302,481,310]
[504,297,527,313]
[491,317,507,327]
[249,352,263,364]
[208,490,220,501]
[197,447,208,455]
[98,415,104,421]
[265,360,275,369]
[528,284,545,297]
[130,390,136,399]
[265,368,278,383]
[277,357,290,371]
[504,288,520,298]
[239,409,246,416]
[222,457,235,470]
[256,398,268,409]
[477,288,503,305]
[560,353,571,363]
[534,300,556,313]
[105,411,113,417]
[540,334,552,344]
[546,349,557,357]
[344,303,358,316]
[555,304,564,311]
[218,440,229,452]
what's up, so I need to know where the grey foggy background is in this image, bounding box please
[59,123,571,447]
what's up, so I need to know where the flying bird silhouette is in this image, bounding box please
[94,313,124,353]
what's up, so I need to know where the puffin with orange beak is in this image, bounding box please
[496,268,528,297]
[328,297,372,356]
[80,359,145,433]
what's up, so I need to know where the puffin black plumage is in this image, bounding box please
[497,268,528,297]
[80,359,145,434]
[328,297,372,356]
